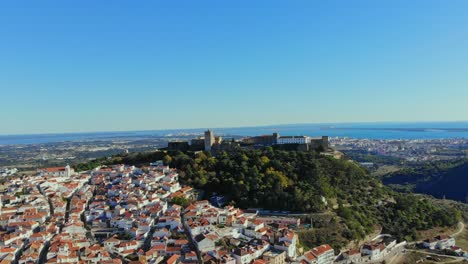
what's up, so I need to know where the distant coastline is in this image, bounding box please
[326,127,468,132]
[1,121,468,145]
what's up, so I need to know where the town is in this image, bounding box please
[1,159,467,264]
[332,137,468,163]
[0,162,330,264]
[2,1,468,263]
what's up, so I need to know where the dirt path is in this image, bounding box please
[408,222,465,246]
[406,249,464,263]
[451,222,465,238]
[387,252,405,264]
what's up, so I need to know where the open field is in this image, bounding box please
[371,165,401,177]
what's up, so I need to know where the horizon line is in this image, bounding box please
[1,120,468,137]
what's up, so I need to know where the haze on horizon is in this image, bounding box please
[1,0,468,135]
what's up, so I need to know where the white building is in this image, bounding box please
[361,244,384,261]
[38,165,74,177]
[194,233,218,253]
[277,231,297,258]
[299,244,334,264]
[423,235,456,250]
[0,168,18,177]
[277,136,311,145]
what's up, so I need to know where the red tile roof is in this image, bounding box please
[310,244,333,256]
[166,254,180,264]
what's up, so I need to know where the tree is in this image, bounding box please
[163,155,172,165]
[171,196,189,208]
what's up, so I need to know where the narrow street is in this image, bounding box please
[142,219,159,251]
[36,184,54,216]
[181,213,202,264]
[35,184,53,264]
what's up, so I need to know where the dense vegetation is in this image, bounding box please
[74,148,462,247]
[383,159,468,203]
[166,148,389,212]
[165,149,462,242]
[378,194,461,241]
[74,159,104,172]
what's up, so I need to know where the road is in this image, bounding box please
[451,222,465,238]
[389,222,466,264]
[406,249,465,263]
[181,213,202,264]
[407,221,465,246]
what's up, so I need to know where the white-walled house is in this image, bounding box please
[423,235,456,250]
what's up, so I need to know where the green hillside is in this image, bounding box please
[75,148,462,247]
[383,159,468,203]
[165,149,460,242]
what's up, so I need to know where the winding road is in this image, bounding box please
[451,222,465,238]
[404,222,466,264]
[405,249,465,263]
[389,222,467,264]
[407,221,465,246]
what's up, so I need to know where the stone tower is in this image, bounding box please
[204,130,215,151]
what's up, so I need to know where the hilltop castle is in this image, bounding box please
[168,130,329,153]
[168,130,237,152]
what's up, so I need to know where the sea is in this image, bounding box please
[1,122,468,146]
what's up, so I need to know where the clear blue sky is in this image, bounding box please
[1,0,468,134]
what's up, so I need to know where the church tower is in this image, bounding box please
[65,164,72,178]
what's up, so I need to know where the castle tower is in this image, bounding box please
[321,136,329,149]
[273,133,280,144]
[204,130,215,151]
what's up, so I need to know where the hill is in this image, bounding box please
[382,159,468,203]
[74,148,462,248]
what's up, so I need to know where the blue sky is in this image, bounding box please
[1,0,468,134]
